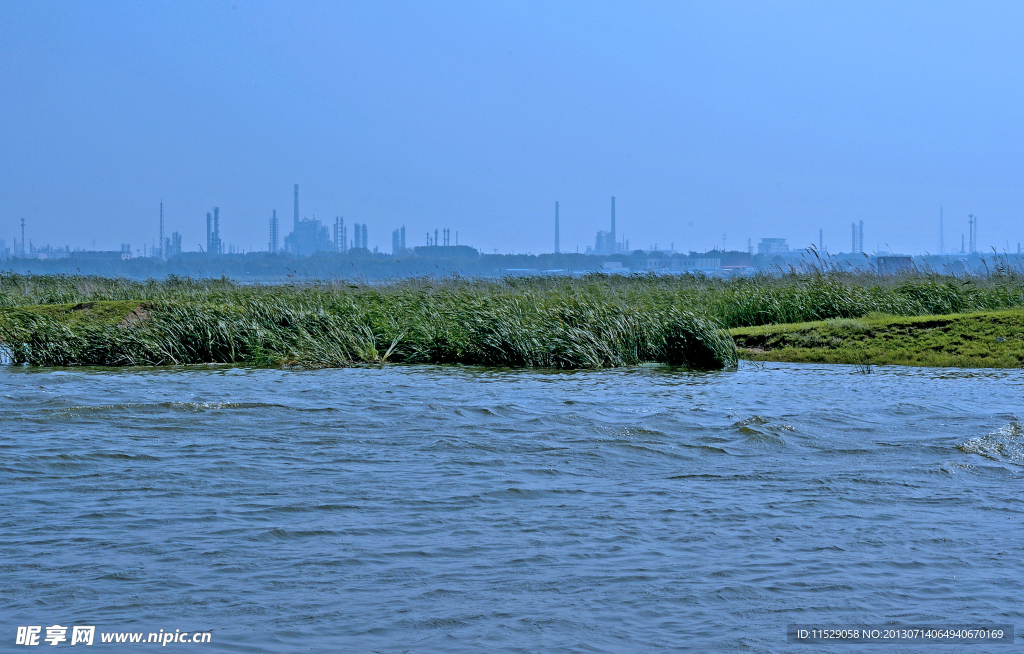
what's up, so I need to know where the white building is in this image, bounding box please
[757,238,789,255]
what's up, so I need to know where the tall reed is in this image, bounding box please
[2,269,1023,369]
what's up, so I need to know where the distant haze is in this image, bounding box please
[1,1,1022,255]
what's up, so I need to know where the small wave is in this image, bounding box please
[732,416,771,427]
[957,421,1024,467]
[482,487,587,500]
[248,528,340,541]
[40,400,329,417]
[732,416,794,437]
[742,431,786,447]
[98,570,142,581]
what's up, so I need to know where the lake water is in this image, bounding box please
[1,362,1021,652]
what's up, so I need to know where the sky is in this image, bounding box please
[1,1,1022,256]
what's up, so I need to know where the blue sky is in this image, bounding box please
[1,1,1022,255]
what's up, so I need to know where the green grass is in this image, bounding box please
[2,270,1024,369]
[0,282,738,369]
[731,309,1024,368]
[16,301,149,326]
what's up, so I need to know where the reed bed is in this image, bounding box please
[2,269,1024,369]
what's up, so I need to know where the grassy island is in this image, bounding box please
[732,309,1024,368]
[1,271,1024,369]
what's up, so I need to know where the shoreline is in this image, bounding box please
[5,303,1024,370]
[732,308,1024,368]
[3,272,1024,370]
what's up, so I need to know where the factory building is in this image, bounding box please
[392,225,407,255]
[206,207,223,255]
[757,238,789,255]
[284,184,334,255]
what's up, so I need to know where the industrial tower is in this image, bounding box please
[555,201,560,254]
[269,210,279,253]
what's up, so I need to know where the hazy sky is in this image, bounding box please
[1,1,1022,255]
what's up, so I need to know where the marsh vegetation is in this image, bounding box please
[2,270,1023,369]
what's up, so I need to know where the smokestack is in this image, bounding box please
[159,200,164,260]
[939,206,944,254]
[555,201,560,254]
[213,207,221,254]
[852,221,863,253]
[293,184,299,231]
[610,196,616,253]
[206,212,212,254]
[270,210,279,253]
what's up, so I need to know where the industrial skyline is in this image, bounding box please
[2,185,1019,261]
[2,4,1022,260]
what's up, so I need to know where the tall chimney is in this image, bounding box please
[270,210,279,253]
[610,196,616,253]
[555,201,560,254]
[159,200,164,260]
[213,207,221,254]
[293,184,299,231]
[939,206,944,254]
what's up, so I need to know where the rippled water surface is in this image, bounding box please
[2,362,1022,652]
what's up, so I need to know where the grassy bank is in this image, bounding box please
[2,271,1024,369]
[732,309,1024,368]
[0,295,737,370]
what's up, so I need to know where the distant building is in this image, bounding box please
[168,232,182,257]
[284,184,334,255]
[392,226,407,255]
[590,198,628,254]
[269,210,279,253]
[350,223,368,250]
[876,256,913,274]
[672,257,721,271]
[70,250,133,261]
[851,221,864,253]
[334,217,347,253]
[206,208,223,255]
[757,238,789,255]
[286,218,333,255]
[412,245,479,259]
[592,230,629,255]
[21,244,71,260]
